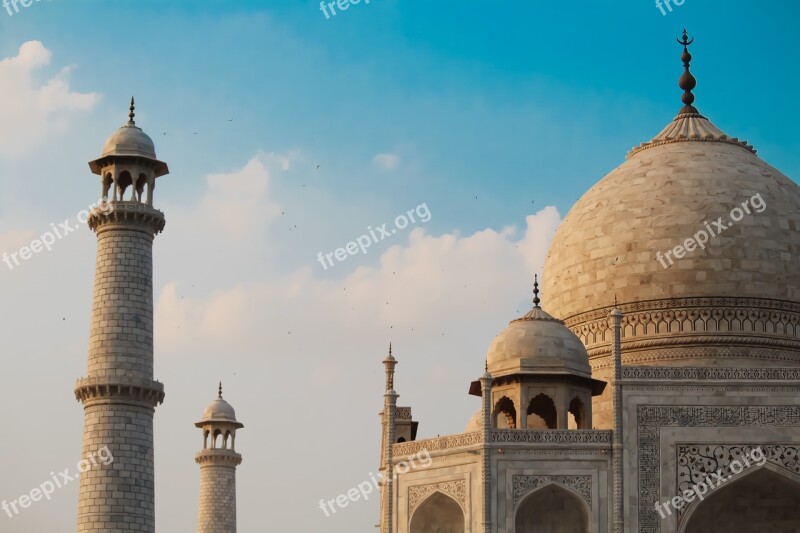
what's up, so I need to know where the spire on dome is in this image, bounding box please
[128,96,136,126]
[218,382,223,399]
[533,274,541,308]
[677,29,699,115]
[627,31,756,158]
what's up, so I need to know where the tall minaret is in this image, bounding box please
[74,98,169,532]
[195,383,244,533]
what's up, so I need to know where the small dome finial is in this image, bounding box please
[128,96,136,126]
[218,381,223,399]
[389,342,392,357]
[533,274,541,308]
[676,29,699,115]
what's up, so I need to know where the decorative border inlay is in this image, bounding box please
[394,432,481,457]
[408,479,467,516]
[493,429,612,445]
[637,405,800,533]
[623,367,800,381]
[512,475,592,508]
[560,298,800,359]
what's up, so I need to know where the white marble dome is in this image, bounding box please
[101,124,158,160]
[543,113,800,322]
[486,305,593,379]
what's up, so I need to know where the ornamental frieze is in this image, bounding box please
[512,475,592,508]
[637,405,800,533]
[408,479,467,516]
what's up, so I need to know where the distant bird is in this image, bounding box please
[228,119,233,122]
[162,133,166,136]
[316,164,320,170]
[302,184,307,187]
[193,132,198,135]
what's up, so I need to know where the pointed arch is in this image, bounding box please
[527,393,557,429]
[410,490,465,533]
[515,482,589,533]
[568,396,586,429]
[493,396,516,429]
[679,464,800,533]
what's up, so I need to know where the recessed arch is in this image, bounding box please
[515,483,589,533]
[568,396,586,429]
[493,396,516,429]
[410,490,464,533]
[679,465,800,533]
[135,173,148,203]
[102,172,113,200]
[527,393,557,429]
[117,170,133,200]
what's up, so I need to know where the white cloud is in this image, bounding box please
[0,41,99,159]
[373,153,400,171]
[154,153,562,357]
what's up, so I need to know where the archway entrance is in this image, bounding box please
[410,491,464,533]
[682,468,800,533]
[515,484,588,533]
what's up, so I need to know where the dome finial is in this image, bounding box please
[218,381,223,399]
[533,274,541,308]
[676,29,699,115]
[128,96,136,126]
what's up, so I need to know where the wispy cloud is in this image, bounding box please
[0,41,99,159]
[373,153,400,171]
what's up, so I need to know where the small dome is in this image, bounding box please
[195,385,244,428]
[88,98,169,177]
[200,397,239,423]
[486,306,592,379]
[101,124,158,159]
[465,409,483,432]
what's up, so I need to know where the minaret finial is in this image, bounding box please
[676,29,699,115]
[389,342,392,357]
[128,96,136,126]
[218,382,222,399]
[532,274,541,308]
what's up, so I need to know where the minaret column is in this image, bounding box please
[196,384,244,533]
[75,99,169,533]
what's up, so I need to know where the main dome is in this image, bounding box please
[543,122,800,320]
[540,36,800,428]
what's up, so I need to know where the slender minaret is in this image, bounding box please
[480,360,493,533]
[75,98,169,532]
[380,344,398,533]
[611,304,624,533]
[195,383,244,533]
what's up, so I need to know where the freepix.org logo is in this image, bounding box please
[3,0,52,17]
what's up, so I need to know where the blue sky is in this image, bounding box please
[0,1,798,531]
